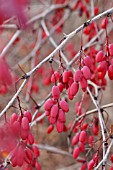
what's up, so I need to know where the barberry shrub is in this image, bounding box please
[0,0,113,170]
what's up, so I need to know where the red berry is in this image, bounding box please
[111,155,113,163]
[79,131,87,143]
[59,100,69,112]
[73,147,80,159]
[16,145,25,167]
[97,61,108,72]
[49,117,56,124]
[50,104,59,118]
[93,125,99,136]
[72,133,80,146]
[63,71,69,83]
[58,83,64,92]
[32,146,40,157]
[58,109,65,122]
[70,82,79,96]
[25,148,33,160]
[51,71,61,83]
[108,65,113,80]
[88,160,95,170]
[101,18,108,29]
[96,51,105,62]
[27,132,34,145]
[109,43,113,56]
[10,113,18,124]
[44,99,54,111]
[47,125,54,134]
[81,123,88,130]
[81,162,87,170]
[82,66,91,80]
[79,142,85,152]
[23,110,32,123]
[52,85,60,99]
[35,162,41,170]
[94,7,98,15]
[21,117,29,130]
[56,120,64,133]
[80,77,88,92]
[83,56,92,68]
[74,70,83,82]
[20,127,29,140]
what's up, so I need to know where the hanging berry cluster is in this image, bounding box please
[0,111,41,170]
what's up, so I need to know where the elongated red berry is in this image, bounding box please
[109,44,113,56]
[93,125,99,136]
[68,77,74,87]
[101,18,108,29]
[79,130,87,143]
[50,104,59,118]
[58,109,65,122]
[16,145,25,167]
[20,127,29,140]
[56,120,64,133]
[35,162,41,170]
[63,71,69,83]
[10,113,18,124]
[74,70,83,82]
[70,82,79,96]
[110,154,113,163]
[51,71,61,83]
[81,162,87,170]
[81,123,88,130]
[32,146,40,157]
[25,148,33,160]
[49,117,56,124]
[96,51,105,62]
[21,117,29,130]
[23,110,32,123]
[58,83,64,92]
[73,147,80,159]
[44,99,54,111]
[108,65,113,80]
[79,142,85,152]
[83,56,92,68]
[27,132,34,145]
[82,66,91,80]
[88,160,95,170]
[72,133,80,146]
[80,77,88,92]
[59,100,69,112]
[47,125,54,134]
[52,85,60,99]
[97,61,108,72]
[11,121,21,136]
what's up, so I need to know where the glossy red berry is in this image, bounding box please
[74,70,83,82]
[52,85,60,99]
[44,99,54,111]
[82,66,91,80]
[96,51,105,62]
[59,100,69,112]
[79,130,87,143]
[73,147,80,159]
[70,82,79,96]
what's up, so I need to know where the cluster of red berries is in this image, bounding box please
[44,98,69,133]
[72,129,100,170]
[72,130,87,159]
[95,43,113,81]
[0,111,41,170]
